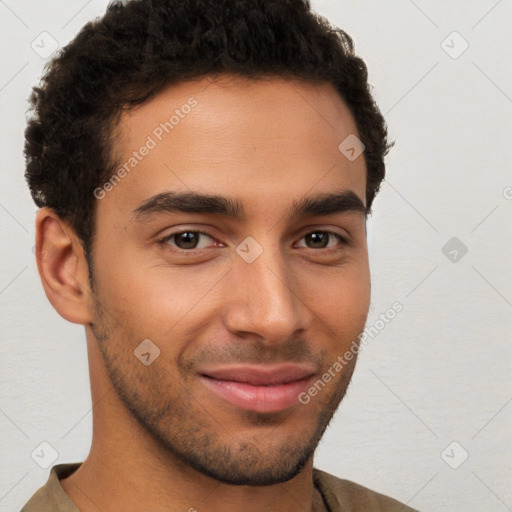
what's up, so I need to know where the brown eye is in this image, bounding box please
[161,230,215,251]
[298,231,347,250]
[305,232,329,249]
[174,232,200,249]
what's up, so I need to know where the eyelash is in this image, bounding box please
[156,229,349,253]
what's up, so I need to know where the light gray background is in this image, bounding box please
[1,1,511,511]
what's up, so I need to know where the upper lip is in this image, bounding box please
[200,364,316,386]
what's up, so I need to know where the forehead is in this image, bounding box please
[101,74,366,219]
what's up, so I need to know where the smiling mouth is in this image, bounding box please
[199,364,316,413]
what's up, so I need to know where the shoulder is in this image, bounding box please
[313,468,419,512]
[20,463,81,512]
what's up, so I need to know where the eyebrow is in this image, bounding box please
[132,189,367,222]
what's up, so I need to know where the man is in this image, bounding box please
[21,0,417,511]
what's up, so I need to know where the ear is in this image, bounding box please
[35,207,94,324]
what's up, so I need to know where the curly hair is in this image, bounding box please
[24,0,392,267]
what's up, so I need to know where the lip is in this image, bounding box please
[199,364,315,413]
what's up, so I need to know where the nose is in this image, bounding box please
[222,243,311,345]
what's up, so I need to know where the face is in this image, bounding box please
[88,74,370,486]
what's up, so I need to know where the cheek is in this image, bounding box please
[297,262,371,337]
[93,250,225,343]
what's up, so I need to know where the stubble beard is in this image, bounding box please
[90,290,358,486]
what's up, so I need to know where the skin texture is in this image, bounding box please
[36,74,370,512]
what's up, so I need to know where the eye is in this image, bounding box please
[157,229,349,254]
[296,231,348,250]
[158,230,219,251]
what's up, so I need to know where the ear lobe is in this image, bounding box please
[35,207,93,325]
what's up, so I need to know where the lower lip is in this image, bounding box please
[200,376,312,413]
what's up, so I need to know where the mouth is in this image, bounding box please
[199,364,316,413]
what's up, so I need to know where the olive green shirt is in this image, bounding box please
[21,463,419,512]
